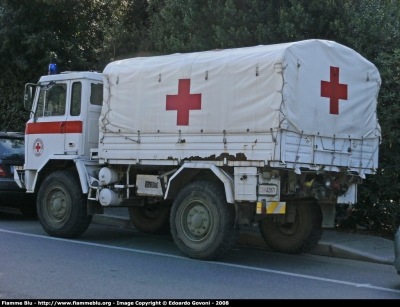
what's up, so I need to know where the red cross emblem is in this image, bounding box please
[166,79,201,126]
[321,66,348,115]
[33,138,44,157]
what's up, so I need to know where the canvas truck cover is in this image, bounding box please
[99,39,381,173]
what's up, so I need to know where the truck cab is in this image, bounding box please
[23,70,103,193]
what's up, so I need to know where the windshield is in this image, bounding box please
[35,83,67,117]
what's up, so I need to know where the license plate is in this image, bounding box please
[11,166,23,173]
[258,184,278,196]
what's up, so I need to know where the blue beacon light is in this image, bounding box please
[48,64,58,75]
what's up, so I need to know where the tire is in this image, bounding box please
[170,181,237,260]
[37,170,92,238]
[259,203,323,254]
[128,202,171,234]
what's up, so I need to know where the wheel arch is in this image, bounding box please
[28,157,101,196]
[29,157,77,193]
[165,162,235,204]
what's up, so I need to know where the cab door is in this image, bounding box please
[66,79,103,157]
[64,81,84,155]
[25,81,70,171]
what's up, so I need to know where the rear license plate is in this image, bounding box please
[11,166,23,173]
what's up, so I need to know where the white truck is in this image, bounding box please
[17,39,381,260]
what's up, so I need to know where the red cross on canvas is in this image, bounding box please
[321,66,348,115]
[166,79,201,126]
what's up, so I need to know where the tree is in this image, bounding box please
[0,0,108,130]
[145,0,351,53]
[0,0,149,131]
[96,0,150,66]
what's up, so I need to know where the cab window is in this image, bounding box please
[70,82,82,116]
[90,83,103,106]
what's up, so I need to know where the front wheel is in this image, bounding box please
[170,181,237,260]
[37,170,92,238]
[259,203,323,254]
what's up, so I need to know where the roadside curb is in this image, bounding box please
[237,231,394,265]
[317,243,394,265]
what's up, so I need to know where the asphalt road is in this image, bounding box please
[1,211,400,299]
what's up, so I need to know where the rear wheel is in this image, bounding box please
[170,181,237,260]
[128,201,171,234]
[259,203,323,254]
[37,170,92,238]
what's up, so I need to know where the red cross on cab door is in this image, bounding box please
[166,79,202,126]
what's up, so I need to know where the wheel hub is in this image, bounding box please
[48,191,66,219]
[52,198,62,211]
[186,204,210,238]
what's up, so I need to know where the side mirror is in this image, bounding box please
[24,83,37,111]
